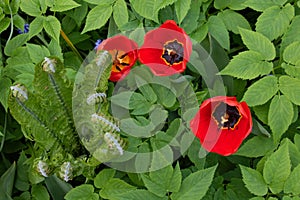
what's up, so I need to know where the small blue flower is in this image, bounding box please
[94,39,103,50]
[17,23,30,34]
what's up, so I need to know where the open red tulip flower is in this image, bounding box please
[97,35,138,82]
[138,20,192,76]
[190,96,252,156]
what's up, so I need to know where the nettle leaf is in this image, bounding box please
[129,0,176,23]
[175,0,191,24]
[253,102,270,125]
[82,4,112,33]
[141,164,181,197]
[20,0,43,17]
[219,51,273,80]
[170,165,217,200]
[116,190,168,200]
[99,178,136,199]
[281,16,300,52]
[282,42,300,78]
[236,135,277,157]
[279,76,300,106]
[28,16,44,38]
[214,0,231,10]
[4,34,29,56]
[113,0,128,29]
[94,169,116,189]
[0,17,10,34]
[240,165,268,196]
[282,41,300,66]
[228,0,248,10]
[43,16,61,41]
[268,95,294,141]
[0,77,12,112]
[83,0,116,5]
[65,184,99,200]
[263,142,291,194]
[180,0,202,34]
[26,43,50,64]
[256,4,294,41]
[244,0,287,12]
[284,164,300,195]
[207,15,230,50]
[242,76,278,106]
[239,28,275,60]
[218,10,251,34]
[50,0,81,12]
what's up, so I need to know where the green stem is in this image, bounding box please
[5,3,14,46]
[60,29,83,61]
[0,112,7,152]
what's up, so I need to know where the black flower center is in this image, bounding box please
[212,102,241,130]
[161,40,184,65]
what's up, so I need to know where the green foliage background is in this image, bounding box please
[1,0,300,199]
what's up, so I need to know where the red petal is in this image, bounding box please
[97,35,138,82]
[138,20,192,76]
[190,96,252,156]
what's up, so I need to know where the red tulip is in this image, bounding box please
[190,96,252,156]
[138,20,192,76]
[97,35,138,82]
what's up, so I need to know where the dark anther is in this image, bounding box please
[212,102,241,130]
[161,40,184,65]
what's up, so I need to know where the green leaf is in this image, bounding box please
[219,51,273,80]
[152,85,176,108]
[50,0,80,12]
[190,23,208,43]
[15,152,30,192]
[170,165,217,200]
[43,16,61,41]
[0,17,10,33]
[44,175,72,200]
[32,185,50,200]
[281,16,300,52]
[242,76,278,106]
[228,0,248,10]
[283,41,300,64]
[114,189,168,200]
[26,43,50,64]
[256,4,294,41]
[253,102,270,124]
[207,15,230,50]
[263,142,291,194]
[239,28,275,60]
[218,10,251,34]
[268,95,294,141]
[284,164,300,195]
[0,162,16,199]
[4,34,29,56]
[20,0,42,16]
[28,16,44,38]
[142,164,181,197]
[180,0,202,34]
[113,0,128,28]
[236,136,277,157]
[129,0,176,23]
[48,40,63,61]
[83,0,116,5]
[65,184,99,200]
[244,0,287,11]
[240,165,268,196]
[279,76,300,106]
[175,0,191,24]
[82,4,112,33]
[214,0,231,9]
[99,178,136,199]
[129,92,152,115]
[138,85,157,104]
[0,77,12,111]
[94,168,116,189]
